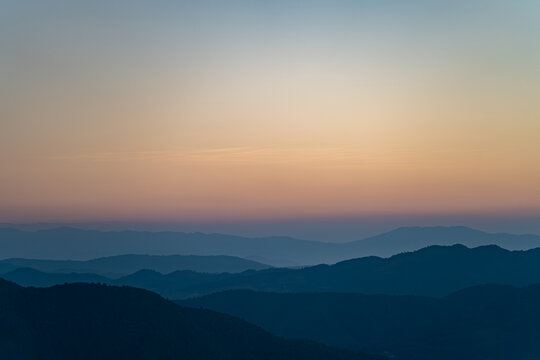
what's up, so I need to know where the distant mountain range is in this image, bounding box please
[0,254,270,277]
[2,226,540,265]
[180,285,540,360]
[0,279,379,360]
[5,244,540,298]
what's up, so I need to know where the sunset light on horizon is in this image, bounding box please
[2,0,540,226]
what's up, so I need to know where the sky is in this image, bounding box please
[1,0,540,239]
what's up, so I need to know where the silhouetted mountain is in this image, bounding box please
[1,268,110,287]
[0,279,379,360]
[7,244,540,298]
[122,244,540,298]
[0,254,270,277]
[345,226,540,257]
[2,226,540,265]
[180,284,540,360]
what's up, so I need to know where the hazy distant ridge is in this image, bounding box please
[2,226,540,265]
[0,254,270,277]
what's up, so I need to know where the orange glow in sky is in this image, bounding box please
[1,1,539,223]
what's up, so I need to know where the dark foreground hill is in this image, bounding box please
[2,226,540,265]
[0,254,270,277]
[0,279,378,360]
[181,285,540,360]
[5,244,540,298]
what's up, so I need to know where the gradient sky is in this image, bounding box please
[1,1,540,232]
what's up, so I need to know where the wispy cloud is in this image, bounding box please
[49,146,431,169]
[50,147,362,163]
